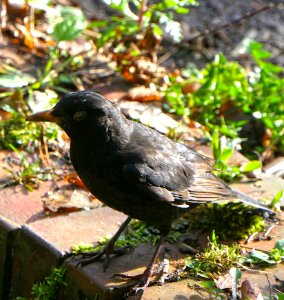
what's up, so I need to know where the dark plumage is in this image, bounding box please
[27,91,273,292]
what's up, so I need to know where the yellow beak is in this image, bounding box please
[26,109,60,124]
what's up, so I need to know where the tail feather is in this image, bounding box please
[231,188,274,214]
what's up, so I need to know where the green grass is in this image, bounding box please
[164,42,284,158]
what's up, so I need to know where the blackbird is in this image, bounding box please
[27,91,273,292]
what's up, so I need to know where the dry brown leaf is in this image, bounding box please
[60,132,70,142]
[241,279,264,300]
[139,26,162,53]
[116,53,167,84]
[65,173,87,190]
[43,185,101,213]
[0,108,13,121]
[215,272,235,290]
[261,128,272,148]
[125,86,163,102]
[15,22,36,50]
[182,82,201,94]
[4,0,29,21]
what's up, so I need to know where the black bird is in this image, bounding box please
[27,91,273,292]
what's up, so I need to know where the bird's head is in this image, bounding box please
[27,91,125,141]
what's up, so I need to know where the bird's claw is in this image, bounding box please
[129,275,153,296]
[113,245,134,256]
[70,244,134,269]
[76,250,105,268]
[113,270,154,296]
[112,273,137,279]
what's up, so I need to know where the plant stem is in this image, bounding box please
[138,0,148,29]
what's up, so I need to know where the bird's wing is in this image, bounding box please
[122,162,192,208]
[121,124,270,212]
[122,154,235,209]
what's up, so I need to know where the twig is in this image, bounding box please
[263,223,277,237]
[237,263,271,274]
[158,47,180,65]
[138,0,148,29]
[245,232,259,244]
[266,273,273,297]
[273,288,284,295]
[238,244,270,254]
[0,0,6,42]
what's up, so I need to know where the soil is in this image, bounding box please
[76,0,284,67]
[178,0,284,65]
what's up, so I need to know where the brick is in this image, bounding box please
[1,174,284,299]
[0,183,53,300]
[9,226,61,299]
[0,218,18,300]
[0,184,51,226]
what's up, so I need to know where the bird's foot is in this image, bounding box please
[62,243,133,270]
[75,248,107,268]
[113,268,155,295]
[78,244,134,270]
[114,237,168,295]
[74,217,133,270]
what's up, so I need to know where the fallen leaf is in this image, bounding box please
[241,279,264,300]
[0,108,13,121]
[182,82,201,94]
[215,273,234,290]
[214,268,241,291]
[43,184,101,213]
[125,86,163,102]
[65,173,86,190]
[5,0,29,21]
[15,22,36,50]
[261,128,272,148]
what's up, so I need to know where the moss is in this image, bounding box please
[186,202,266,240]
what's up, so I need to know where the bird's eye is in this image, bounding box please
[73,111,87,121]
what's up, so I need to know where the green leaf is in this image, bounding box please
[275,240,284,252]
[278,294,284,300]
[0,65,36,88]
[248,250,275,264]
[89,20,108,28]
[151,23,163,37]
[270,190,283,208]
[199,280,216,289]
[240,160,261,172]
[219,148,233,163]
[230,268,242,299]
[51,6,87,42]
[211,230,218,246]
[31,267,67,299]
[249,41,271,59]
[175,7,189,14]
[230,267,242,285]
[211,130,220,159]
[0,74,35,88]
[261,62,283,74]
[52,17,87,41]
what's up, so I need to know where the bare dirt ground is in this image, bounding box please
[178,0,284,65]
[77,0,284,68]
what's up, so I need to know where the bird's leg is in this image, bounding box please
[155,247,171,285]
[76,216,132,270]
[113,235,166,293]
